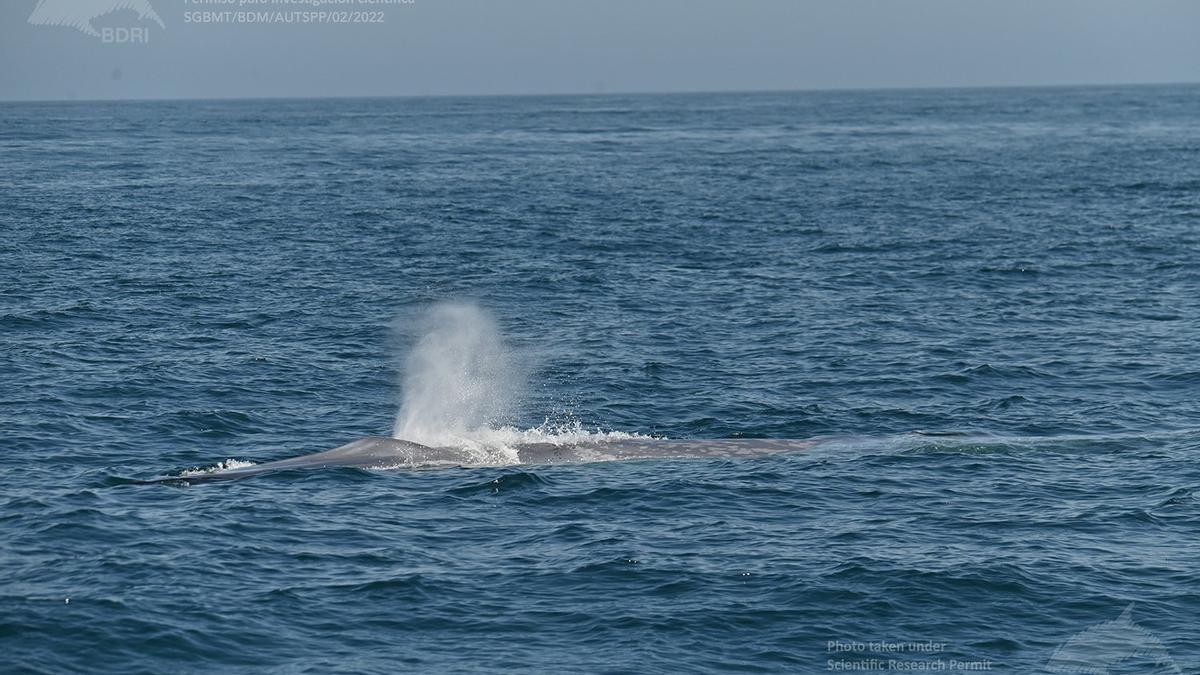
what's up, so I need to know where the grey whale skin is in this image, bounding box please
[145,436,818,484]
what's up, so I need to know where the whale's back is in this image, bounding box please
[146,437,453,484]
[145,436,819,484]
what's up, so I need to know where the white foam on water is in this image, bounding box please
[429,421,649,464]
[179,459,256,477]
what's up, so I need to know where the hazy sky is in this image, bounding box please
[2,0,1198,101]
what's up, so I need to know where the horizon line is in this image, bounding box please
[2,79,1197,106]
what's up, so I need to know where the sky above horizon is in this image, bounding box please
[1,0,1198,101]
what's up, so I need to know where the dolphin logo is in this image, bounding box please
[1044,604,1180,674]
[135,436,822,484]
[28,0,164,38]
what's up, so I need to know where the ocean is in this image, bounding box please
[1,85,1197,673]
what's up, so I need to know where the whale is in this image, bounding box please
[140,436,820,484]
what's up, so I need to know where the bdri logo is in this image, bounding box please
[28,0,163,42]
[1045,604,1181,674]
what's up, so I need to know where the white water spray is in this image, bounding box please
[392,302,522,450]
[391,302,647,462]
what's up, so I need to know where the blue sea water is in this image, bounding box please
[1,85,1199,673]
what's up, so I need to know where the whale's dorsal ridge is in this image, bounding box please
[142,436,819,485]
[144,436,443,484]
